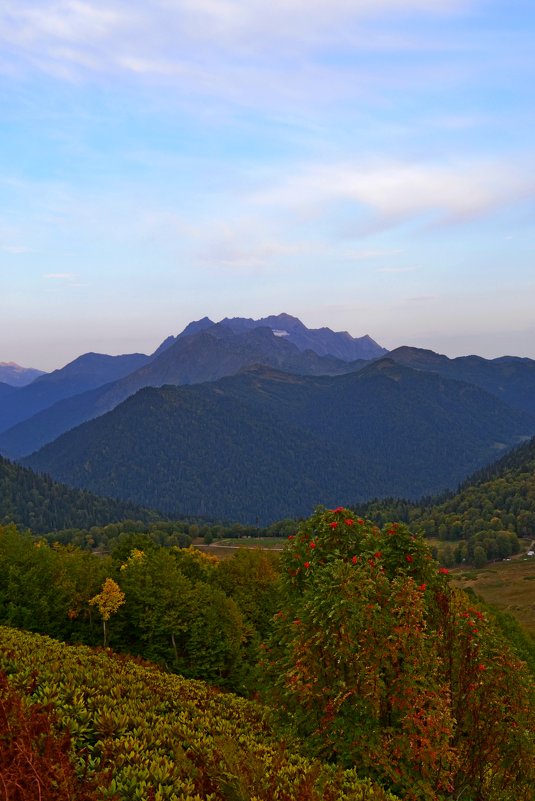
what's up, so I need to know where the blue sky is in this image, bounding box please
[1,0,534,370]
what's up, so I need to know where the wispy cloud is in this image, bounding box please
[193,219,310,271]
[44,272,76,280]
[0,0,475,93]
[406,294,438,302]
[252,158,535,231]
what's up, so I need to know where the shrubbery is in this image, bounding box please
[0,626,396,801]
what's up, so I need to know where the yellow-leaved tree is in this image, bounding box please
[89,577,125,647]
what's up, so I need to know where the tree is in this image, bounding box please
[89,578,125,647]
[473,544,487,568]
[117,547,193,665]
[261,507,534,801]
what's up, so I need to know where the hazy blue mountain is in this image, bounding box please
[217,312,388,360]
[24,360,534,524]
[0,382,17,401]
[151,316,216,356]
[151,313,386,361]
[0,362,46,387]
[0,351,151,433]
[387,346,535,417]
[0,382,117,459]
[0,327,366,458]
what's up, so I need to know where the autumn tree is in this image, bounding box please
[261,507,534,801]
[89,578,125,647]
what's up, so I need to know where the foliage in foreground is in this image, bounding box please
[262,507,535,801]
[0,672,103,800]
[0,626,396,801]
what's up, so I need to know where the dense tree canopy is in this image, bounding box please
[0,455,157,532]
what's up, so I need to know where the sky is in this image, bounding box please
[1,0,534,371]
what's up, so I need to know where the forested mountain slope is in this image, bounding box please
[388,346,535,417]
[0,455,157,532]
[354,433,535,567]
[418,434,535,541]
[24,361,534,523]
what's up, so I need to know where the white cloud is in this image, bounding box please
[194,219,310,271]
[44,272,76,279]
[5,1,123,44]
[252,158,535,230]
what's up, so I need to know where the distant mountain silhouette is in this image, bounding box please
[0,313,382,445]
[217,313,388,360]
[387,346,535,417]
[0,352,151,433]
[0,362,46,387]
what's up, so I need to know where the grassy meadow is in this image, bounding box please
[452,556,535,634]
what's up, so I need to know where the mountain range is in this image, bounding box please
[0,315,376,457]
[3,313,535,524]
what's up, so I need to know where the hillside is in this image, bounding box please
[23,384,362,522]
[0,626,395,801]
[0,361,46,386]
[0,455,157,532]
[0,514,532,801]
[23,361,535,523]
[417,434,535,541]
[0,351,151,433]
[354,432,535,572]
[388,346,535,417]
